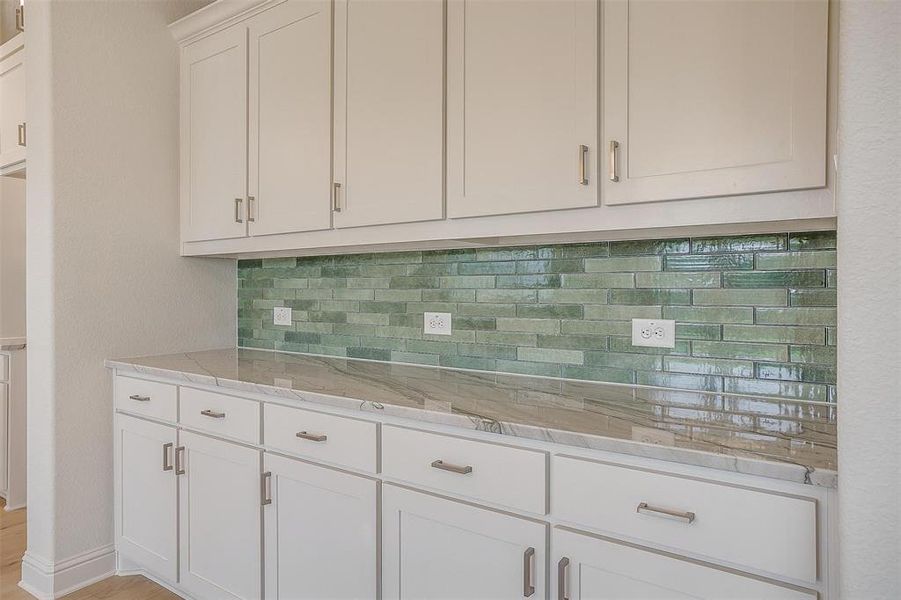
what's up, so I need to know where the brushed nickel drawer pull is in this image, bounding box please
[175,446,186,475]
[201,409,226,419]
[261,471,272,506]
[637,502,696,524]
[17,123,26,147]
[296,431,327,442]
[162,442,174,472]
[235,198,244,223]
[431,459,472,475]
[333,182,342,212]
[523,547,536,597]
[578,144,589,185]
[609,140,620,182]
[247,195,256,222]
[128,394,150,402]
[15,5,24,31]
[557,557,570,600]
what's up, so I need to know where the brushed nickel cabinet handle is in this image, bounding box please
[430,459,472,475]
[235,198,244,223]
[201,409,226,419]
[128,394,150,402]
[523,547,536,597]
[609,140,620,182]
[175,446,186,475]
[17,123,26,147]
[15,5,24,31]
[247,195,255,222]
[578,144,589,185]
[296,431,327,442]
[557,557,570,600]
[333,182,342,212]
[162,442,174,472]
[261,471,272,506]
[637,502,696,524]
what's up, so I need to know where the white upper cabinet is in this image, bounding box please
[248,0,332,236]
[0,34,26,172]
[333,0,445,228]
[603,0,829,205]
[447,0,599,218]
[180,24,248,242]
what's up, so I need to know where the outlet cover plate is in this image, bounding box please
[424,312,452,336]
[631,318,675,348]
[273,306,293,326]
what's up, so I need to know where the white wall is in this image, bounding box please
[0,175,25,340]
[22,0,234,596]
[837,1,901,598]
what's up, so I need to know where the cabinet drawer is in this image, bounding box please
[552,456,818,582]
[179,387,260,444]
[114,376,177,422]
[381,426,547,514]
[263,403,377,473]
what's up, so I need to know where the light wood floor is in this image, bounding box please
[0,498,180,600]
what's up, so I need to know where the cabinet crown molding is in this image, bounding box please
[169,0,271,44]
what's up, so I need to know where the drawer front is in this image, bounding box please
[381,425,547,514]
[114,376,177,422]
[264,403,377,473]
[179,387,260,444]
[553,456,817,582]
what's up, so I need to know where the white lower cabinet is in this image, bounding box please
[551,528,815,600]
[115,415,179,583]
[178,431,262,600]
[263,453,377,599]
[382,484,547,600]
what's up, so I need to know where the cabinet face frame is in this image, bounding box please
[602,0,829,205]
[179,24,249,243]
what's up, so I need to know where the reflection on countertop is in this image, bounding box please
[107,347,837,487]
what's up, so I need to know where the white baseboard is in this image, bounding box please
[19,545,116,600]
[116,554,192,600]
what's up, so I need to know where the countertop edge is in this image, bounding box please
[106,358,838,489]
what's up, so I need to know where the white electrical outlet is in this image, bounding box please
[273,306,293,326]
[631,318,676,348]
[424,312,452,336]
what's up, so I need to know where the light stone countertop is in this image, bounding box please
[106,347,837,487]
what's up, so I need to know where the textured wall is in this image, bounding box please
[23,0,235,591]
[240,232,837,402]
[836,0,901,596]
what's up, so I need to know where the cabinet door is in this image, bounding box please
[447,0,598,218]
[603,0,828,205]
[333,0,445,228]
[248,0,332,236]
[383,485,547,599]
[181,24,248,242]
[551,529,815,600]
[263,454,377,600]
[0,383,7,494]
[114,415,178,583]
[178,431,262,600]
[0,41,26,170]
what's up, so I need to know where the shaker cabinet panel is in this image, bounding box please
[180,24,248,242]
[603,0,828,204]
[115,415,179,583]
[382,484,547,600]
[263,453,377,600]
[333,0,445,228]
[248,0,332,236]
[178,431,262,600]
[0,37,26,171]
[552,528,816,600]
[447,0,599,218]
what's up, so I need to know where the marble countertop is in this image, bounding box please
[107,348,837,487]
[0,337,25,351]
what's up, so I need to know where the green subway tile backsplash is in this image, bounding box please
[238,231,838,402]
